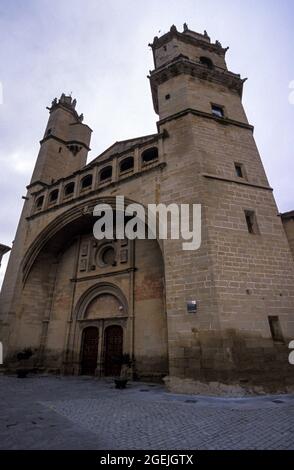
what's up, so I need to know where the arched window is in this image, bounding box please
[49,189,59,204]
[120,156,134,173]
[199,56,214,69]
[35,195,44,211]
[64,181,75,197]
[142,147,158,164]
[99,166,112,182]
[81,174,93,190]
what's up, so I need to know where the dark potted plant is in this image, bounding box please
[114,353,132,389]
[16,348,33,378]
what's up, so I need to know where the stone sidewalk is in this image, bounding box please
[0,376,293,449]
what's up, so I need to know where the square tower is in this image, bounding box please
[148,24,294,390]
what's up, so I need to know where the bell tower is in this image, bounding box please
[0,95,92,358]
[31,94,92,185]
[149,24,248,124]
[148,24,294,388]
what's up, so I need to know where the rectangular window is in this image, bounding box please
[211,104,224,118]
[244,210,259,234]
[268,316,284,342]
[187,301,197,314]
[235,163,244,178]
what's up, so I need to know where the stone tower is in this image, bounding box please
[148,24,294,390]
[31,94,92,184]
[0,95,92,354]
[0,25,293,392]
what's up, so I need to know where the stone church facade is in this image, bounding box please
[1,25,294,391]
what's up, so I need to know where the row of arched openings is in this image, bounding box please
[35,147,158,211]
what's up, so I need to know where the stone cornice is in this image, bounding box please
[149,57,246,113]
[149,29,228,57]
[71,267,137,283]
[157,108,254,132]
[27,180,49,190]
[88,131,166,167]
[39,134,91,151]
[202,173,273,191]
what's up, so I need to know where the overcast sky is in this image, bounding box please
[0,0,293,285]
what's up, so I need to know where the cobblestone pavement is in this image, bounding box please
[0,376,293,450]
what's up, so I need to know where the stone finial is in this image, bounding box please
[51,97,57,107]
[204,30,209,38]
[58,93,78,110]
[183,23,188,32]
[79,113,84,122]
[215,40,222,47]
[170,25,177,33]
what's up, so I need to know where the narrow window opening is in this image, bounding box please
[244,210,259,234]
[235,163,244,178]
[64,181,75,197]
[81,174,93,190]
[58,147,62,153]
[268,316,284,342]
[142,147,158,164]
[100,166,112,182]
[211,104,224,118]
[200,56,214,69]
[35,195,44,210]
[49,189,58,204]
[120,157,134,173]
[165,94,170,100]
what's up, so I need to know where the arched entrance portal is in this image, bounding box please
[104,325,123,376]
[81,327,99,375]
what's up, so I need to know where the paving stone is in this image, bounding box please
[0,376,293,450]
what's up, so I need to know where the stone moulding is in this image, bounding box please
[22,197,164,285]
[149,57,246,113]
[39,133,91,152]
[74,282,128,321]
[149,29,228,57]
[202,173,273,191]
[157,108,254,132]
[70,267,137,283]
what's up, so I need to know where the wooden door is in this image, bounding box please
[81,327,99,375]
[104,325,123,376]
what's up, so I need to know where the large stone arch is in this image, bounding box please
[22,196,164,283]
[18,197,168,380]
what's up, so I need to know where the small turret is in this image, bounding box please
[30,94,92,185]
[149,24,244,121]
